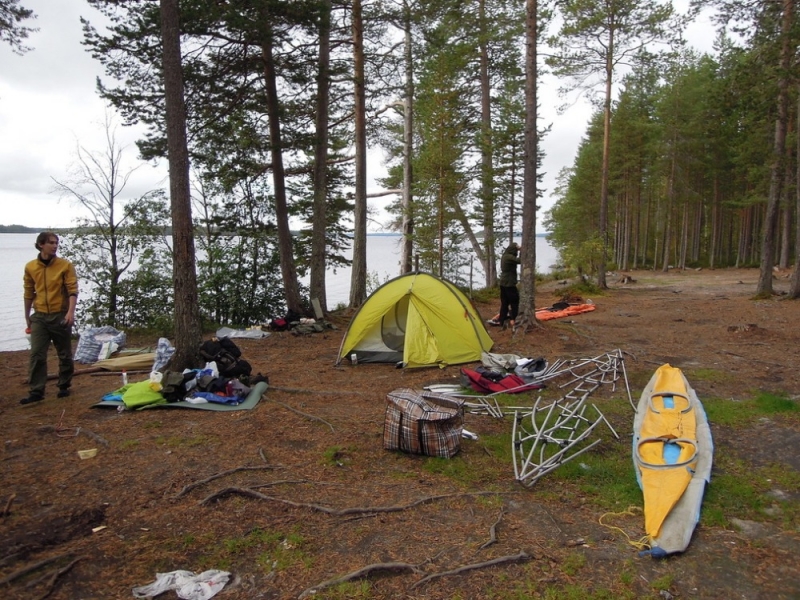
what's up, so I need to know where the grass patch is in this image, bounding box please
[195,527,309,572]
[703,391,799,427]
[315,580,372,599]
[480,432,514,464]
[650,573,674,592]
[322,445,353,467]
[552,443,642,510]
[422,455,480,484]
[119,439,139,450]
[155,435,214,448]
[703,454,800,527]
[561,551,586,576]
[755,392,799,413]
[686,368,728,384]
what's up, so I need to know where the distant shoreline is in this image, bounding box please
[0,229,552,237]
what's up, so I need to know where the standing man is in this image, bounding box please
[21,232,79,405]
[494,241,521,330]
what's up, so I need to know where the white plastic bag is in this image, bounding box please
[132,569,230,600]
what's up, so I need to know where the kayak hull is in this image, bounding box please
[633,364,713,557]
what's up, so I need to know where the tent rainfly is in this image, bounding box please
[337,272,493,368]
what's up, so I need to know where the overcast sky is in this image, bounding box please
[0,0,715,232]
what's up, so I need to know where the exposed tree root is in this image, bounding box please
[298,561,420,599]
[0,553,70,585]
[30,556,82,600]
[271,400,335,432]
[408,551,533,590]
[199,487,518,514]
[175,465,285,499]
[478,508,505,550]
[297,551,533,598]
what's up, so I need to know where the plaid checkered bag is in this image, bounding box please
[384,388,464,458]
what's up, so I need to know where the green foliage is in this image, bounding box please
[61,193,174,330]
[365,270,390,296]
[554,280,603,300]
[471,286,501,304]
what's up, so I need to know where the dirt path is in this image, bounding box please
[1,267,798,599]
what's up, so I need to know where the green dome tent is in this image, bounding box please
[337,272,493,368]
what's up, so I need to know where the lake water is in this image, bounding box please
[0,233,558,352]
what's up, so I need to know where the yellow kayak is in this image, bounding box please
[633,364,713,557]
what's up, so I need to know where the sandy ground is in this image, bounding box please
[1,267,799,599]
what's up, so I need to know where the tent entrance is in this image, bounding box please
[381,294,409,351]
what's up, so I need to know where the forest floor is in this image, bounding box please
[1,267,799,600]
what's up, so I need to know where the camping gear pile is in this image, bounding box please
[633,364,713,557]
[99,336,267,410]
[425,349,629,484]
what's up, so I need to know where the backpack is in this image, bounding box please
[460,367,543,395]
[199,337,252,378]
[160,370,195,402]
[269,318,288,331]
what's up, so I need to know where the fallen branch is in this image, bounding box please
[408,551,532,590]
[90,370,150,377]
[47,367,103,380]
[175,465,285,499]
[298,562,420,599]
[478,508,505,550]
[272,400,335,432]
[200,487,518,514]
[2,493,16,517]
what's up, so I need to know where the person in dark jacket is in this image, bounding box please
[488,242,520,329]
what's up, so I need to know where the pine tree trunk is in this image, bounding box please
[789,84,800,297]
[311,0,331,313]
[400,4,414,274]
[350,0,368,306]
[478,0,496,287]
[160,0,201,370]
[517,0,538,330]
[757,0,793,295]
[261,31,301,313]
